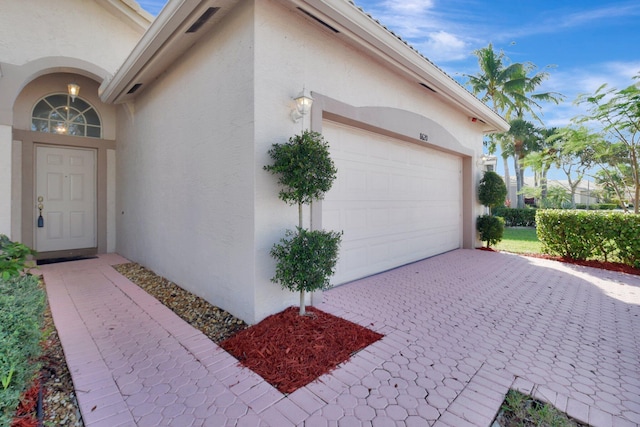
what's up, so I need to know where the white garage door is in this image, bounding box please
[322,121,462,285]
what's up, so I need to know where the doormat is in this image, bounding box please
[37,256,98,266]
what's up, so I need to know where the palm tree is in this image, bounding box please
[465,44,522,203]
[506,62,564,123]
[467,44,564,208]
[466,44,523,113]
[523,127,561,204]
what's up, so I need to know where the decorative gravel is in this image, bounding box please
[41,301,84,426]
[112,263,248,343]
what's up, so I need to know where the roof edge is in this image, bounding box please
[99,0,200,103]
[295,0,508,133]
[95,0,154,31]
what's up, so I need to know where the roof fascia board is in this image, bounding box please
[95,0,154,31]
[296,0,509,133]
[100,0,202,103]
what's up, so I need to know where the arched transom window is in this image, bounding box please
[31,94,102,138]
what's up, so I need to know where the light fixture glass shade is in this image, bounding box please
[294,88,313,116]
[68,83,80,101]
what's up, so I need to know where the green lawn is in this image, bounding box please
[494,227,542,254]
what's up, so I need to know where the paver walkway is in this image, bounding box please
[38,250,640,426]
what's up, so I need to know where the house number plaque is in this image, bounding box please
[419,133,429,142]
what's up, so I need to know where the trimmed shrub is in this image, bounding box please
[536,210,640,266]
[477,215,505,248]
[271,227,342,294]
[494,207,537,227]
[0,274,45,425]
[478,171,507,210]
[0,235,36,280]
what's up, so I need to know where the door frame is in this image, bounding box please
[15,129,115,259]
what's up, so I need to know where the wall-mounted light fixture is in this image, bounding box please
[67,83,80,101]
[55,123,68,134]
[291,87,313,122]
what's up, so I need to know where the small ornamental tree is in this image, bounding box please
[477,215,505,248]
[478,170,507,213]
[265,130,342,315]
[477,171,507,248]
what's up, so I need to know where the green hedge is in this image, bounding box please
[0,274,45,425]
[536,210,640,267]
[574,203,618,210]
[494,207,537,227]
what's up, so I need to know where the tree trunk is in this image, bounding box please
[503,156,511,206]
[514,155,524,208]
[299,290,306,315]
[540,166,550,203]
[298,202,305,315]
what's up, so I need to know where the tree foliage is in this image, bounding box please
[476,215,505,248]
[574,76,640,213]
[478,171,507,210]
[270,228,342,295]
[264,131,337,208]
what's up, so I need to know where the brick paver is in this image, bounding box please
[39,250,640,426]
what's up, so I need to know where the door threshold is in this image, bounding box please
[37,256,99,266]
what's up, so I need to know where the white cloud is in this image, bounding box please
[381,0,435,15]
[418,31,468,62]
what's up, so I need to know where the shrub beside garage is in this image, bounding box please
[536,210,640,267]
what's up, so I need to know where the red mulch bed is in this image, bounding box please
[526,253,640,276]
[479,247,640,276]
[220,306,383,394]
[11,379,40,427]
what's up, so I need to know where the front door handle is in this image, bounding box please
[37,196,44,228]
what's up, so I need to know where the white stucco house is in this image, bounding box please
[1,0,509,323]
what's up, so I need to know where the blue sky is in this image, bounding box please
[138,1,639,179]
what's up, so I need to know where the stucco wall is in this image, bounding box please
[115,2,266,323]
[0,0,143,71]
[116,0,487,324]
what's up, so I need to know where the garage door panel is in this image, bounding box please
[322,121,462,285]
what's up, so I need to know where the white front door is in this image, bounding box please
[35,146,97,252]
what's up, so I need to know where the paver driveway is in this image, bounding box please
[40,249,640,426]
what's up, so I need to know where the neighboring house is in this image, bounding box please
[507,176,600,207]
[1,0,508,323]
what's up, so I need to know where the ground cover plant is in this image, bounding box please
[0,275,45,426]
[495,389,588,426]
